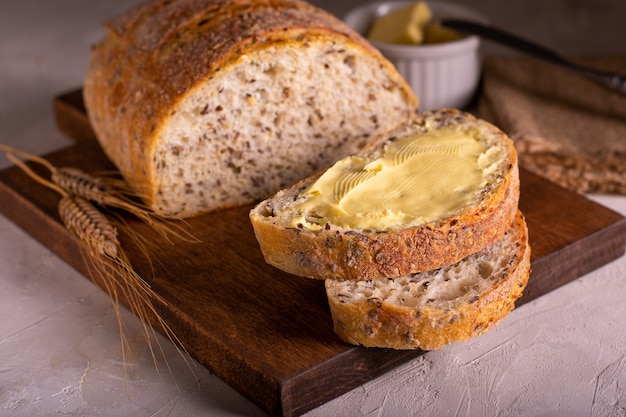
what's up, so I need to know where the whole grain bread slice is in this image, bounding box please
[250,109,520,280]
[325,210,530,350]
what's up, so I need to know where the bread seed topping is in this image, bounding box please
[290,128,496,231]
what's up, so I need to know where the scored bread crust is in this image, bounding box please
[325,210,531,350]
[250,109,520,280]
[83,0,418,217]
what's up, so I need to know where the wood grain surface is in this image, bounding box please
[0,91,623,417]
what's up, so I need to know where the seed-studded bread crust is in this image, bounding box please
[325,210,530,350]
[250,109,520,280]
[83,0,418,218]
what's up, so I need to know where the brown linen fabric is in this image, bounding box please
[478,55,626,194]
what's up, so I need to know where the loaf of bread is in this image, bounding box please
[250,109,519,280]
[325,210,530,350]
[83,0,418,218]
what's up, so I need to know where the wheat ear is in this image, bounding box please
[0,144,198,243]
[59,195,194,387]
[58,194,120,258]
[1,144,196,385]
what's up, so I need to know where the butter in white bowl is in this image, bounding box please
[367,1,462,45]
[367,1,434,44]
[345,1,489,111]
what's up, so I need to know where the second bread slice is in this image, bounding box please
[325,210,531,350]
[250,109,519,280]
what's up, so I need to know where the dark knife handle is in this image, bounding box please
[441,18,626,96]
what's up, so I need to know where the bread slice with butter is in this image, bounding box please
[250,109,520,281]
[325,210,530,350]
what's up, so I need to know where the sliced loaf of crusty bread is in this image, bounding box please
[250,109,519,280]
[83,0,418,218]
[325,210,530,350]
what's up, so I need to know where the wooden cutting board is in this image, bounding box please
[0,90,624,417]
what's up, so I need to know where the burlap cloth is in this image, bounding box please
[478,55,626,194]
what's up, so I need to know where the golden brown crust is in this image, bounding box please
[326,211,531,350]
[83,0,415,213]
[250,109,520,280]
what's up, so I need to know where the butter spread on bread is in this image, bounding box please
[83,0,418,218]
[250,109,519,281]
[289,127,503,231]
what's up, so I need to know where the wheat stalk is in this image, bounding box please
[0,144,198,243]
[59,194,194,386]
[1,144,197,387]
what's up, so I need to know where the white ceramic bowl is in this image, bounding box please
[345,1,488,111]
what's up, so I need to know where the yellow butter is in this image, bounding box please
[290,128,490,231]
[366,1,432,44]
